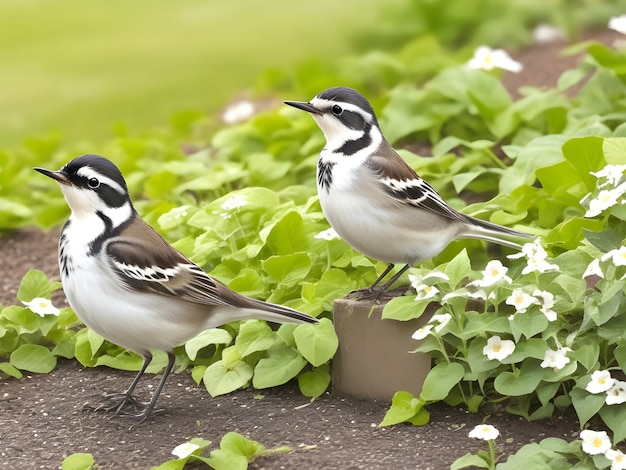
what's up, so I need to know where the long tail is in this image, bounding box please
[459,214,533,250]
[244,297,319,324]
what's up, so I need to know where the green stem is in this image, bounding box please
[487,439,496,470]
[486,149,507,170]
[435,335,450,363]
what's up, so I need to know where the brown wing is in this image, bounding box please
[105,217,319,324]
[366,143,467,223]
[105,218,241,306]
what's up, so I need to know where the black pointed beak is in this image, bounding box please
[34,167,70,185]
[284,100,322,115]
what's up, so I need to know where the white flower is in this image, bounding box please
[414,284,439,301]
[467,46,523,73]
[172,441,200,459]
[408,271,449,291]
[591,164,626,187]
[423,271,450,282]
[586,370,615,394]
[609,15,626,35]
[532,24,566,43]
[22,298,60,317]
[220,194,248,211]
[580,430,612,456]
[606,449,626,470]
[483,336,515,361]
[583,258,604,279]
[408,274,422,291]
[540,347,571,371]
[606,380,626,405]
[431,313,452,333]
[508,239,548,261]
[221,100,255,124]
[585,188,624,217]
[314,228,339,241]
[508,240,559,274]
[533,289,557,321]
[601,246,626,267]
[412,324,433,341]
[468,424,500,440]
[441,291,463,302]
[472,260,512,287]
[505,288,538,313]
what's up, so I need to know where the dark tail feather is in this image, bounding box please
[460,215,533,250]
[246,298,319,324]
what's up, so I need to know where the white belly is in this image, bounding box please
[318,177,457,265]
[62,259,204,354]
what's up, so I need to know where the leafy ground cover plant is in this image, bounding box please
[60,432,286,470]
[3,2,626,468]
[378,39,626,466]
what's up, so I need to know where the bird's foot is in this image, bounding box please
[346,285,410,302]
[83,392,167,429]
[346,286,386,302]
[83,392,165,416]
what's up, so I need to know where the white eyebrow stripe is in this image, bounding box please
[310,97,373,121]
[77,166,124,194]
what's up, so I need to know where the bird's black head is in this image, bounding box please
[35,154,132,215]
[315,87,378,124]
[285,86,379,131]
[284,87,381,154]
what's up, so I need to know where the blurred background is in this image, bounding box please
[2,0,622,149]
[1,0,624,232]
[0,0,403,147]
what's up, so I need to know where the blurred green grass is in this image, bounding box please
[0,0,401,147]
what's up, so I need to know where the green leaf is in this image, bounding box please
[603,137,626,165]
[442,249,471,287]
[252,344,307,389]
[203,360,253,397]
[186,329,233,361]
[205,450,248,470]
[570,387,605,427]
[450,453,490,470]
[293,318,338,367]
[10,344,56,373]
[571,339,599,372]
[561,136,606,192]
[74,329,98,367]
[298,364,331,398]
[84,329,105,358]
[379,391,426,426]
[600,404,626,444]
[420,362,465,401]
[62,453,95,470]
[509,312,549,341]
[382,295,432,321]
[493,362,543,397]
[615,345,626,371]
[191,365,207,385]
[16,269,62,302]
[150,459,187,470]
[262,252,312,287]
[235,321,277,358]
[497,440,575,469]
[262,210,311,255]
[219,432,265,461]
[0,362,23,378]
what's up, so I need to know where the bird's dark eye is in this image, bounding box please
[331,104,343,116]
[88,177,100,189]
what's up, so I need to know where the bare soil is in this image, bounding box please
[0,29,622,469]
